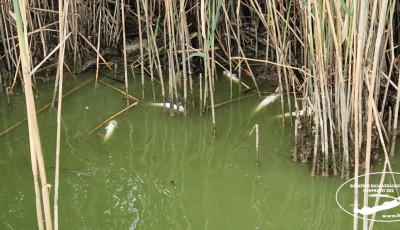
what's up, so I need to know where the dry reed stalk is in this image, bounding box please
[136,0,145,99]
[209,63,216,137]
[166,0,175,116]
[182,12,194,108]
[229,57,312,77]
[168,2,180,115]
[121,0,129,106]
[71,0,79,72]
[220,3,260,96]
[210,93,256,109]
[236,0,241,93]
[380,0,397,121]
[310,0,329,175]
[99,79,140,102]
[148,22,166,105]
[311,114,319,176]
[249,124,259,166]
[31,32,71,76]
[54,0,69,228]
[199,0,215,134]
[223,6,233,99]
[142,0,156,100]
[0,5,11,73]
[368,161,388,229]
[28,126,44,230]
[363,1,389,227]
[179,1,188,115]
[95,10,102,88]
[268,0,285,122]
[12,0,52,228]
[77,33,112,70]
[323,0,342,175]
[88,101,139,135]
[199,73,203,115]
[292,76,298,162]
[9,56,21,93]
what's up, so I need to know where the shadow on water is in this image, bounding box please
[1,73,400,229]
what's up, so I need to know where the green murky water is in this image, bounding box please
[1,72,400,229]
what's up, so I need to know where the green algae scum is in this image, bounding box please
[0,74,399,229]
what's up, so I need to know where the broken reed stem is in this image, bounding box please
[249,124,259,166]
[99,79,140,102]
[231,57,313,78]
[77,33,112,70]
[87,79,140,135]
[209,93,256,109]
[88,101,138,135]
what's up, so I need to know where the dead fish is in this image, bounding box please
[150,102,184,113]
[222,70,240,83]
[283,107,313,117]
[104,120,117,141]
[254,94,279,113]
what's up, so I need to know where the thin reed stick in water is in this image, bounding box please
[121,0,129,106]
[54,0,69,228]
[136,0,145,99]
[249,124,259,166]
[95,11,102,88]
[99,80,140,102]
[88,102,139,135]
[199,73,203,115]
[143,0,156,100]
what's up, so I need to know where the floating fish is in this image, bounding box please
[283,107,313,117]
[222,70,240,83]
[254,94,279,113]
[104,120,117,141]
[150,102,184,113]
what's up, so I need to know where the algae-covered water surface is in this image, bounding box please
[1,73,399,229]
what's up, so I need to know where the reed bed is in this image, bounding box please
[1,0,400,229]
